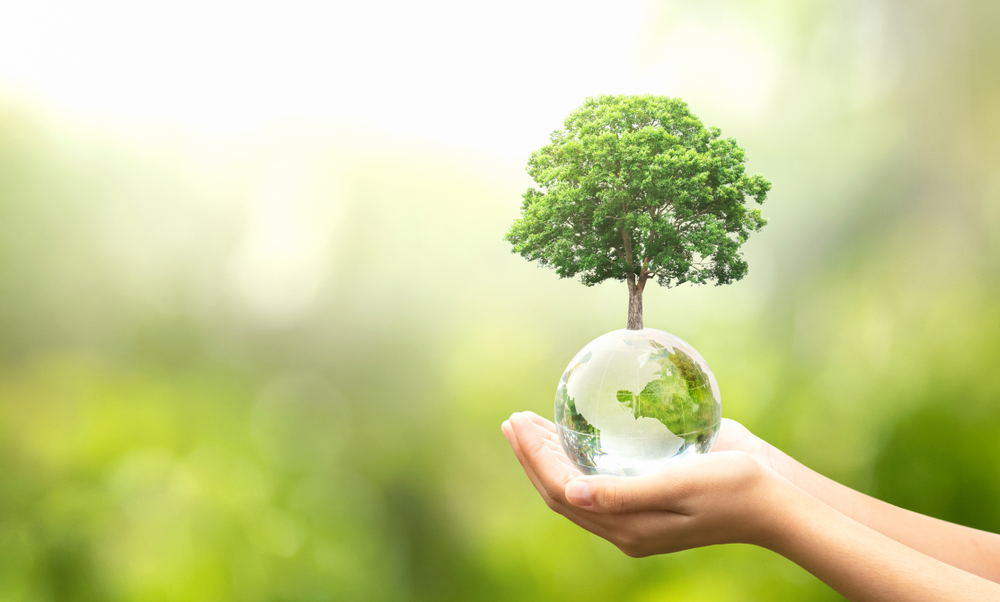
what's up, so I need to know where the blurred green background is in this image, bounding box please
[1,0,1000,600]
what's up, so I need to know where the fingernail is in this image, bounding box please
[566,480,592,507]
[501,420,511,432]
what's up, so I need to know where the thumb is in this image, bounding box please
[565,473,684,514]
[565,452,763,513]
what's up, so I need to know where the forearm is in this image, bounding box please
[774,447,1000,583]
[763,479,1000,602]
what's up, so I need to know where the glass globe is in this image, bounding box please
[555,328,721,476]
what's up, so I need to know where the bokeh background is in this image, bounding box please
[1,0,999,600]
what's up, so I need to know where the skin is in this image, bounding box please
[501,412,1000,601]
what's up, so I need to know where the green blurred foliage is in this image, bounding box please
[1,1,1000,600]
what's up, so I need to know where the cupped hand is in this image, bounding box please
[710,418,797,481]
[501,412,788,557]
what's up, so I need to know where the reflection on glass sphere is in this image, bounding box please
[555,328,721,476]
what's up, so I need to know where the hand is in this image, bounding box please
[501,412,788,557]
[502,413,1000,600]
[710,418,798,482]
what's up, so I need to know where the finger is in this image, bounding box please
[508,420,583,477]
[510,413,577,503]
[521,411,558,434]
[517,414,579,470]
[565,464,701,514]
[516,412,562,448]
[553,448,582,471]
[504,418,621,539]
[503,418,556,505]
[502,419,542,482]
[507,417,580,471]
[567,452,761,514]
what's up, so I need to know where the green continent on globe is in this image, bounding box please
[614,344,719,448]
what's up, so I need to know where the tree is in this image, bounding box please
[505,95,771,330]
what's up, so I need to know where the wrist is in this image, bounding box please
[745,471,814,551]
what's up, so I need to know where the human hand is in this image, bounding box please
[710,418,797,481]
[501,412,789,557]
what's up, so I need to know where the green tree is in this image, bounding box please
[505,95,771,329]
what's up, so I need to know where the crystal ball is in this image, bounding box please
[555,328,722,476]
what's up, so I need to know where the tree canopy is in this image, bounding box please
[505,95,771,317]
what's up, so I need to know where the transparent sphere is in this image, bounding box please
[555,328,721,476]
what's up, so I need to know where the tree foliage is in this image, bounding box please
[505,95,771,292]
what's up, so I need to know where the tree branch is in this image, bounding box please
[622,229,634,268]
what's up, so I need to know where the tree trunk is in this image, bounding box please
[627,280,644,330]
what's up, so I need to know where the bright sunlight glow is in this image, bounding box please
[0,1,781,157]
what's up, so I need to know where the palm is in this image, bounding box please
[710,419,758,453]
[711,419,793,478]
